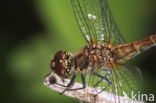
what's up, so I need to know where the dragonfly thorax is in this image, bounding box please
[73,43,115,72]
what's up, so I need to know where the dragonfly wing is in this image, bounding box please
[84,64,143,102]
[71,0,126,45]
[107,64,143,102]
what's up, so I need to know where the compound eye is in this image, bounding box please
[51,51,66,77]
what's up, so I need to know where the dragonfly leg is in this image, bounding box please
[60,74,86,94]
[92,72,112,94]
[57,74,76,94]
[97,80,111,94]
[93,71,110,87]
[64,74,86,90]
[56,74,76,88]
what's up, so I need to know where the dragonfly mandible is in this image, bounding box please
[50,0,156,102]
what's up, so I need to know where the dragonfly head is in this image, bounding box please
[50,50,73,78]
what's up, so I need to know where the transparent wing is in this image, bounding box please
[108,65,143,100]
[84,64,143,102]
[71,0,126,45]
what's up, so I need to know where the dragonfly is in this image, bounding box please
[50,0,156,102]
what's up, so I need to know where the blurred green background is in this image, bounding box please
[1,0,156,103]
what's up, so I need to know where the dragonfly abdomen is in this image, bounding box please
[113,34,156,63]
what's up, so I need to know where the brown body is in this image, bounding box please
[51,34,156,77]
[113,34,156,63]
[73,34,156,72]
[73,43,114,72]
